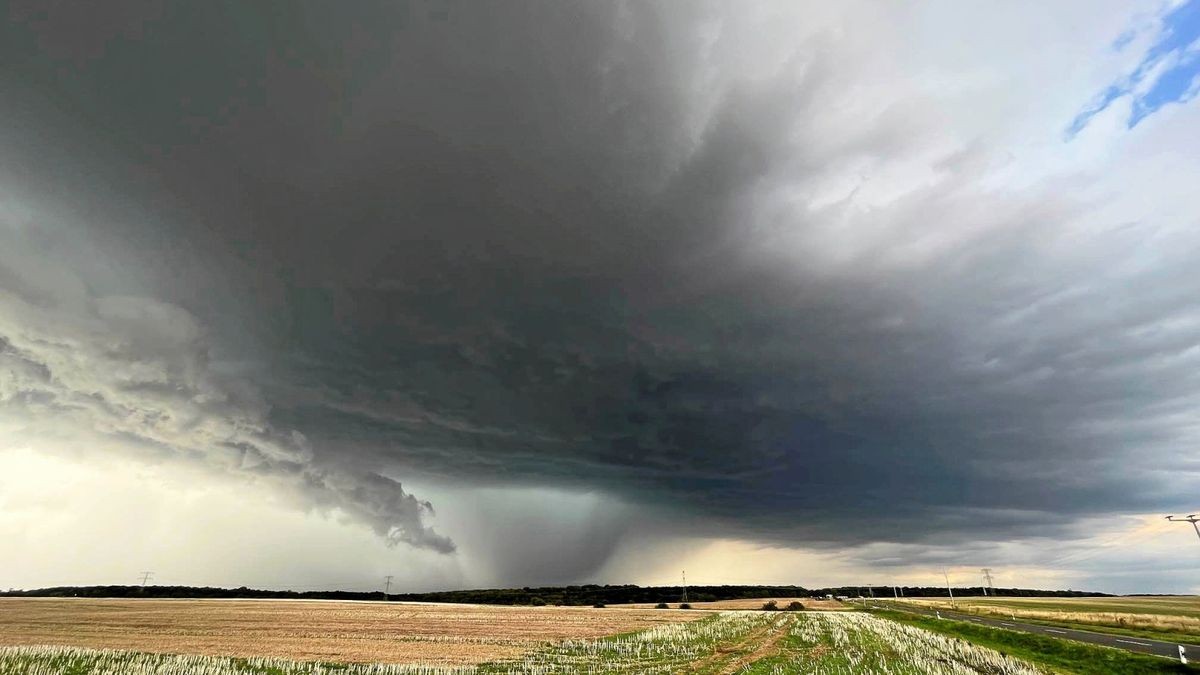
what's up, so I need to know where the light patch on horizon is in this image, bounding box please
[3,444,1200,595]
[597,518,1200,596]
[0,446,464,592]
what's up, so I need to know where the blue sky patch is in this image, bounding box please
[1068,0,1200,137]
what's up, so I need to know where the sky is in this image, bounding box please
[1,0,1200,596]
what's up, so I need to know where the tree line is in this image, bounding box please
[0,583,1108,604]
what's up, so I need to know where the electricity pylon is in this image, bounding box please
[981,568,994,596]
[1167,515,1200,541]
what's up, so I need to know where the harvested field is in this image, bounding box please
[0,598,705,666]
[0,612,1048,674]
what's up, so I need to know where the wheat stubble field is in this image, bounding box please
[7,596,1188,674]
[0,603,1054,675]
[0,598,703,665]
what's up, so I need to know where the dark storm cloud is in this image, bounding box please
[2,0,1199,571]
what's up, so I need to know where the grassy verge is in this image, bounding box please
[893,602,1200,645]
[872,609,1198,674]
[976,613,1200,647]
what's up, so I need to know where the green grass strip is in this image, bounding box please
[896,602,1200,645]
[966,613,1200,647]
[872,609,1198,675]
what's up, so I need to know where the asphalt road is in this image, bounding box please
[868,600,1200,661]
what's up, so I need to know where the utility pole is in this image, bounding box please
[893,585,899,600]
[138,571,153,587]
[981,568,994,596]
[942,567,955,606]
[383,575,394,597]
[1167,515,1200,541]
[680,571,688,604]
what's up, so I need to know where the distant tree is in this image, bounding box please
[679,603,692,609]
[530,597,546,606]
[654,602,669,609]
[592,602,606,608]
[0,583,1111,603]
[785,601,804,611]
[761,600,779,611]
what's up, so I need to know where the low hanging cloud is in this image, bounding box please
[0,231,453,553]
[1,0,1199,584]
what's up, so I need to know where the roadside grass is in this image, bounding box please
[872,609,1199,675]
[964,612,1200,647]
[895,598,1200,645]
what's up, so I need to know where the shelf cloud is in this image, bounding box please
[2,0,1198,591]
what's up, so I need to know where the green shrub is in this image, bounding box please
[679,603,692,609]
[655,602,669,609]
[785,601,804,611]
[761,600,779,611]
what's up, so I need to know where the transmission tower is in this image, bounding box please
[138,571,154,587]
[680,571,688,604]
[384,575,394,597]
[981,568,994,596]
[1167,515,1200,542]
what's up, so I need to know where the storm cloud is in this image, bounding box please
[2,0,1199,585]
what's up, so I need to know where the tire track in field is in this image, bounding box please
[681,615,793,675]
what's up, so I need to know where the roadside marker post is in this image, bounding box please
[1179,645,1187,665]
